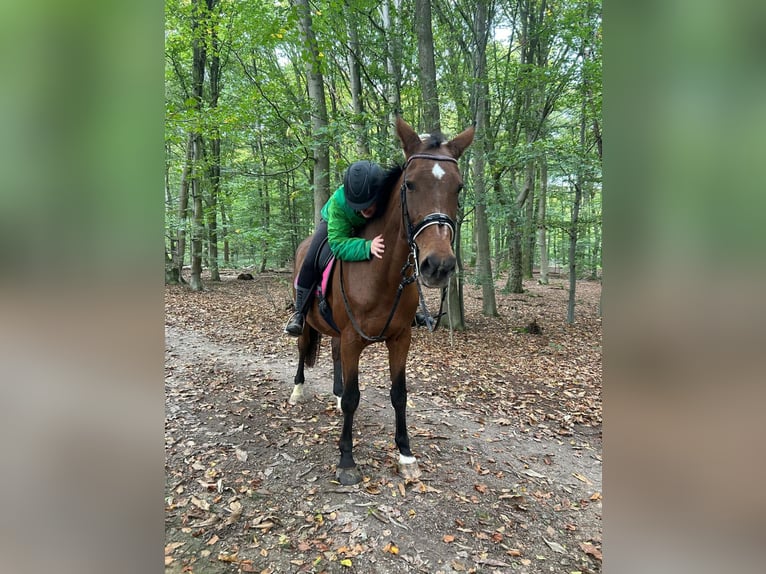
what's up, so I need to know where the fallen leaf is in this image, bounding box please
[580,542,603,561]
[572,472,593,485]
[217,552,238,562]
[443,534,455,543]
[164,542,185,555]
[340,558,353,567]
[506,548,522,557]
[382,542,399,555]
[474,483,488,494]
[521,469,546,478]
[235,448,248,462]
[543,537,566,553]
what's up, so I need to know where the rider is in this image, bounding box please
[284,160,387,336]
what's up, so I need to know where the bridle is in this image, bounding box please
[401,153,458,271]
[340,153,459,342]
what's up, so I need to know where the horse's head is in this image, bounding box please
[395,117,474,288]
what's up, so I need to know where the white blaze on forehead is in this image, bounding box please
[432,162,446,180]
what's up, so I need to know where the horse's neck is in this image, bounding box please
[361,186,410,283]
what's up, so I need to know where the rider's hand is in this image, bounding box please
[370,234,385,259]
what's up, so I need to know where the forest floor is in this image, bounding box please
[165,270,602,574]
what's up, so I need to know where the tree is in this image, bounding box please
[294,0,330,225]
[415,0,440,133]
[162,0,602,324]
[470,0,498,316]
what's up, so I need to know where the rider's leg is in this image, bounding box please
[285,221,327,336]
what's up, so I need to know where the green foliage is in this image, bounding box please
[165,0,601,276]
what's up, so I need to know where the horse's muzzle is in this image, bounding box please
[419,253,456,288]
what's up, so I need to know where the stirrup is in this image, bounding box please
[284,313,305,336]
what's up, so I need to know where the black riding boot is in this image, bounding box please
[284,286,311,336]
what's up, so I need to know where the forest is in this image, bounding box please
[164,0,602,325]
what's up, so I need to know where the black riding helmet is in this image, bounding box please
[343,160,384,211]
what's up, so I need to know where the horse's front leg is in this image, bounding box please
[386,328,421,481]
[331,337,343,412]
[336,336,364,485]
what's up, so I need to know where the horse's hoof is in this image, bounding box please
[335,466,362,485]
[289,385,308,405]
[399,461,421,481]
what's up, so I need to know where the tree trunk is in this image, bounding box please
[537,155,549,284]
[294,0,330,225]
[345,7,369,157]
[471,0,497,316]
[522,159,535,278]
[190,132,205,292]
[220,192,229,266]
[567,34,588,324]
[446,203,466,330]
[172,133,193,284]
[206,15,222,281]
[415,0,440,132]
[382,0,402,132]
[188,0,207,291]
[507,208,523,293]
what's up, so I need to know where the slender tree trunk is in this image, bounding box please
[567,39,588,324]
[537,155,549,284]
[522,159,536,278]
[173,133,193,284]
[294,0,330,225]
[471,0,497,316]
[188,0,207,291]
[382,0,402,131]
[345,7,369,157]
[206,15,222,281]
[507,207,523,292]
[190,133,205,291]
[415,0,440,133]
[220,193,229,265]
[445,198,466,330]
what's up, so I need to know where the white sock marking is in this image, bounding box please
[432,162,445,180]
[399,454,417,465]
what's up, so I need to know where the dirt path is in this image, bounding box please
[165,282,602,574]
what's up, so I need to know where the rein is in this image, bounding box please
[339,153,458,342]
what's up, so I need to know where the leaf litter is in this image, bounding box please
[165,271,601,573]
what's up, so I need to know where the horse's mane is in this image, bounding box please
[369,164,404,217]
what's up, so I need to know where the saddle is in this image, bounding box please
[294,236,340,333]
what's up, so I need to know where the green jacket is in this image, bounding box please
[321,186,372,261]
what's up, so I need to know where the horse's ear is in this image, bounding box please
[396,116,422,156]
[445,126,475,159]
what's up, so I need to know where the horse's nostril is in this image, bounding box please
[443,256,456,275]
[421,254,456,280]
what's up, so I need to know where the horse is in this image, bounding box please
[289,116,474,485]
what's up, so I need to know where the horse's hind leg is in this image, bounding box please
[331,337,342,411]
[386,329,421,481]
[289,329,313,404]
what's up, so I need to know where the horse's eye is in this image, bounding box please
[406,181,416,191]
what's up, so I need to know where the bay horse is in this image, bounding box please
[290,117,474,485]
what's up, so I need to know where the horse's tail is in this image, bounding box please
[304,327,321,368]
